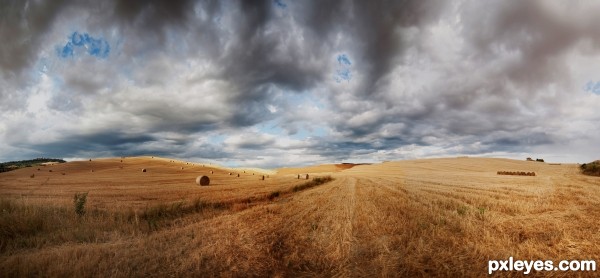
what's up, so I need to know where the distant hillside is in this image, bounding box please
[0,158,66,173]
[580,161,600,176]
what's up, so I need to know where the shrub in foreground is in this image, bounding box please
[581,161,600,176]
[74,192,88,217]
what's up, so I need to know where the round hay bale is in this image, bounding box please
[229,172,232,175]
[90,170,93,172]
[49,169,53,172]
[306,174,309,180]
[142,168,147,172]
[181,167,184,170]
[196,175,210,186]
[237,173,240,177]
[210,170,214,174]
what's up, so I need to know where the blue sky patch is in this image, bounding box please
[336,68,351,82]
[59,42,74,58]
[58,32,110,59]
[584,81,600,95]
[335,54,352,82]
[274,0,287,9]
[337,54,351,66]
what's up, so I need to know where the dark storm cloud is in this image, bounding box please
[0,0,70,76]
[113,0,195,28]
[306,0,444,96]
[27,130,231,160]
[462,1,600,88]
[2,0,600,165]
[25,132,156,158]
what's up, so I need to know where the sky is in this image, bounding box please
[1,0,600,168]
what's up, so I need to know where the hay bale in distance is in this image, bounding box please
[229,172,232,175]
[497,171,536,176]
[306,174,309,180]
[210,170,214,174]
[297,174,300,179]
[49,170,52,172]
[196,175,210,186]
[237,173,240,177]
[142,168,146,172]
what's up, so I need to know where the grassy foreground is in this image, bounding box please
[1,157,600,277]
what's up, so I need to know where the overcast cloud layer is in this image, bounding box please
[1,0,600,167]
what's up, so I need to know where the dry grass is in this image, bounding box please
[1,157,599,277]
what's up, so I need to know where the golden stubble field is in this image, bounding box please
[1,156,599,277]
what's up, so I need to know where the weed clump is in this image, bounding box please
[268,191,280,200]
[73,192,88,217]
[292,176,334,192]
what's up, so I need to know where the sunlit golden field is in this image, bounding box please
[1,156,599,277]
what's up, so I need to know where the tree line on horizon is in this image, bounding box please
[0,158,66,173]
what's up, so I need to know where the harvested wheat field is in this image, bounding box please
[1,156,600,277]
